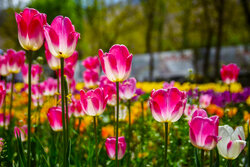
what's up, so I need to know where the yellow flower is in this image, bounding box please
[246,96,250,106]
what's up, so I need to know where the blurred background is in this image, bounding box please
[0,0,250,84]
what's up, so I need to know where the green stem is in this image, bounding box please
[56,69,60,107]
[201,149,204,167]
[227,159,232,167]
[9,73,15,128]
[64,76,69,146]
[141,101,144,165]
[27,51,33,167]
[164,122,168,167]
[113,106,116,136]
[60,58,67,167]
[127,100,131,166]
[195,148,200,167]
[210,150,213,167]
[115,82,119,167]
[94,116,98,167]
[215,148,219,167]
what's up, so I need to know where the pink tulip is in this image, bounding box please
[0,55,9,76]
[184,104,198,120]
[98,44,133,82]
[119,77,136,100]
[79,88,108,116]
[70,79,76,93]
[0,114,10,128]
[0,84,6,108]
[105,136,126,160]
[5,49,25,74]
[83,70,99,89]
[102,83,117,106]
[41,77,57,96]
[45,42,60,70]
[0,138,4,153]
[189,109,221,150]
[82,56,100,72]
[14,125,28,142]
[15,8,47,51]
[47,107,63,131]
[31,84,43,106]
[59,65,74,83]
[44,16,80,58]
[65,51,78,70]
[163,81,175,89]
[199,94,212,108]
[70,99,85,117]
[149,88,187,123]
[22,64,43,84]
[99,75,114,87]
[220,64,240,84]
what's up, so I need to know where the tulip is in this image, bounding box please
[119,77,136,100]
[132,88,145,102]
[163,81,175,89]
[220,64,240,84]
[31,84,43,106]
[41,77,57,96]
[105,136,126,160]
[15,8,47,51]
[82,56,100,72]
[22,64,42,84]
[184,104,198,120]
[83,70,99,89]
[98,44,133,82]
[44,16,80,59]
[0,55,9,76]
[59,65,75,83]
[149,87,186,167]
[149,88,187,123]
[5,49,25,74]
[115,104,128,121]
[45,42,60,70]
[199,94,212,109]
[217,125,246,160]
[65,51,78,69]
[47,107,63,131]
[189,109,221,150]
[102,83,117,106]
[0,84,6,108]
[14,125,28,142]
[99,75,114,87]
[70,99,85,118]
[0,114,10,129]
[79,88,107,116]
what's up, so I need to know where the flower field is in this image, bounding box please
[0,7,250,167]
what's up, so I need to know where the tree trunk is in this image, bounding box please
[241,0,250,28]
[157,0,166,52]
[214,0,225,79]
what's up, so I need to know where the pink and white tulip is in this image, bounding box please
[47,107,63,131]
[199,94,212,108]
[5,49,25,74]
[65,51,78,70]
[15,8,47,51]
[184,104,198,120]
[22,64,42,84]
[79,88,108,116]
[83,70,99,89]
[98,44,133,82]
[0,55,9,76]
[44,16,80,58]
[31,84,43,106]
[119,77,136,100]
[0,84,6,108]
[189,109,221,150]
[45,42,60,70]
[105,136,126,160]
[102,83,117,106]
[42,77,57,96]
[220,64,240,84]
[217,125,246,160]
[14,125,28,142]
[82,56,100,72]
[149,88,187,123]
[0,114,10,128]
[70,99,85,118]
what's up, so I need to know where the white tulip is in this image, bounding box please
[217,125,246,160]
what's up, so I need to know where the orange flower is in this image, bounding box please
[244,111,250,122]
[206,104,224,118]
[227,107,238,118]
[101,125,114,138]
